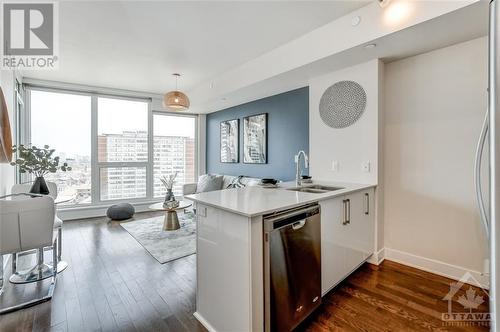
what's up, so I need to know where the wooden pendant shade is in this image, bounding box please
[163,90,190,110]
[163,73,190,111]
[0,87,13,163]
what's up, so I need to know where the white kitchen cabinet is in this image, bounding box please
[320,188,375,295]
[320,195,348,295]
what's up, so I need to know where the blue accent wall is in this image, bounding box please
[206,87,309,181]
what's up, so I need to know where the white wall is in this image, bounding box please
[384,37,489,275]
[0,70,16,197]
[309,59,381,185]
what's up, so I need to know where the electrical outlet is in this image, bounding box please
[332,161,339,172]
[362,161,371,173]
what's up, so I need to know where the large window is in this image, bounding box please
[97,97,148,162]
[30,90,92,205]
[26,87,197,207]
[153,114,196,197]
[97,97,149,201]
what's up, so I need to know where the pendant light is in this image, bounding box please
[164,73,190,110]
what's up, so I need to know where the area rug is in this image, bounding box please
[120,212,196,264]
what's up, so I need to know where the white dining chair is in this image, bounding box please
[11,182,67,276]
[0,194,58,314]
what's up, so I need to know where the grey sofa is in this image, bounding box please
[182,174,262,196]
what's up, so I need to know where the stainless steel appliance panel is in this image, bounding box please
[264,204,321,332]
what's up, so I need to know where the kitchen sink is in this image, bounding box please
[287,185,344,194]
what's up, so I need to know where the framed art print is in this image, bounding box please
[243,113,267,164]
[220,119,239,163]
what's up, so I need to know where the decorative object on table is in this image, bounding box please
[319,80,367,129]
[243,113,267,164]
[261,178,278,185]
[120,211,196,263]
[196,174,224,193]
[149,201,192,231]
[164,200,180,209]
[301,175,313,184]
[10,144,72,195]
[259,178,279,188]
[220,118,239,163]
[106,203,135,221]
[163,73,190,111]
[160,172,178,207]
[0,87,12,164]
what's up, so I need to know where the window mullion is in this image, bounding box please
[20,86,31,184]
[91,94,99,204]
[146,101,153,199]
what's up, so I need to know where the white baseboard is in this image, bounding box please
[193,312,217,332]
[57,200,165,220]
[367,247,386,265]
[384,248,489,289]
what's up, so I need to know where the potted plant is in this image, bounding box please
[10,144,72,195]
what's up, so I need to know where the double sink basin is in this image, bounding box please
[286,184,344,194]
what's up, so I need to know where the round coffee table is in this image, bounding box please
[149,201,192,231]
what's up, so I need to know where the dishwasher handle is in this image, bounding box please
[292,220,306,230]
[264,204,320,231]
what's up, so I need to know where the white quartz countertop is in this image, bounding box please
[185,181,375,217]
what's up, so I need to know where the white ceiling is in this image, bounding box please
[194,0,488,113]
[22,1,370,94]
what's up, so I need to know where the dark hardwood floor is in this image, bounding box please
[0,212,490,332]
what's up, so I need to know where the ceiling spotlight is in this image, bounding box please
[364,43,377,49]
[378,0,391,8]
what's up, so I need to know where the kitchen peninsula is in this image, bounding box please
[186,181,376,332]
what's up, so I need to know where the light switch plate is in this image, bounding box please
[332,161,339,172]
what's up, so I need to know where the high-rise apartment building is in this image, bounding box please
[98,131,195,200]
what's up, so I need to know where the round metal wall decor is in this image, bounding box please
[319,80,367,129]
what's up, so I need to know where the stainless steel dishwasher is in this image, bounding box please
[263,203,321,332]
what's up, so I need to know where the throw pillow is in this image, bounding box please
[196,174,224,193]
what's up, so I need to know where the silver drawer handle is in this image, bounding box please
[365,193,369,215]
[343,199,351,225]
[346,199,351,224]
[342,200,348,225]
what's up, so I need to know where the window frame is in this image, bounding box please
[22,84,198,208]
[93,94,151,204]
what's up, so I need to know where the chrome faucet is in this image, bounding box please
[295,150,309,186]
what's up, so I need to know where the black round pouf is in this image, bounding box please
[106,203,135,220]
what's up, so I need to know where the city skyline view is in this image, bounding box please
[30,89,196,206]
[41,130,195,205]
